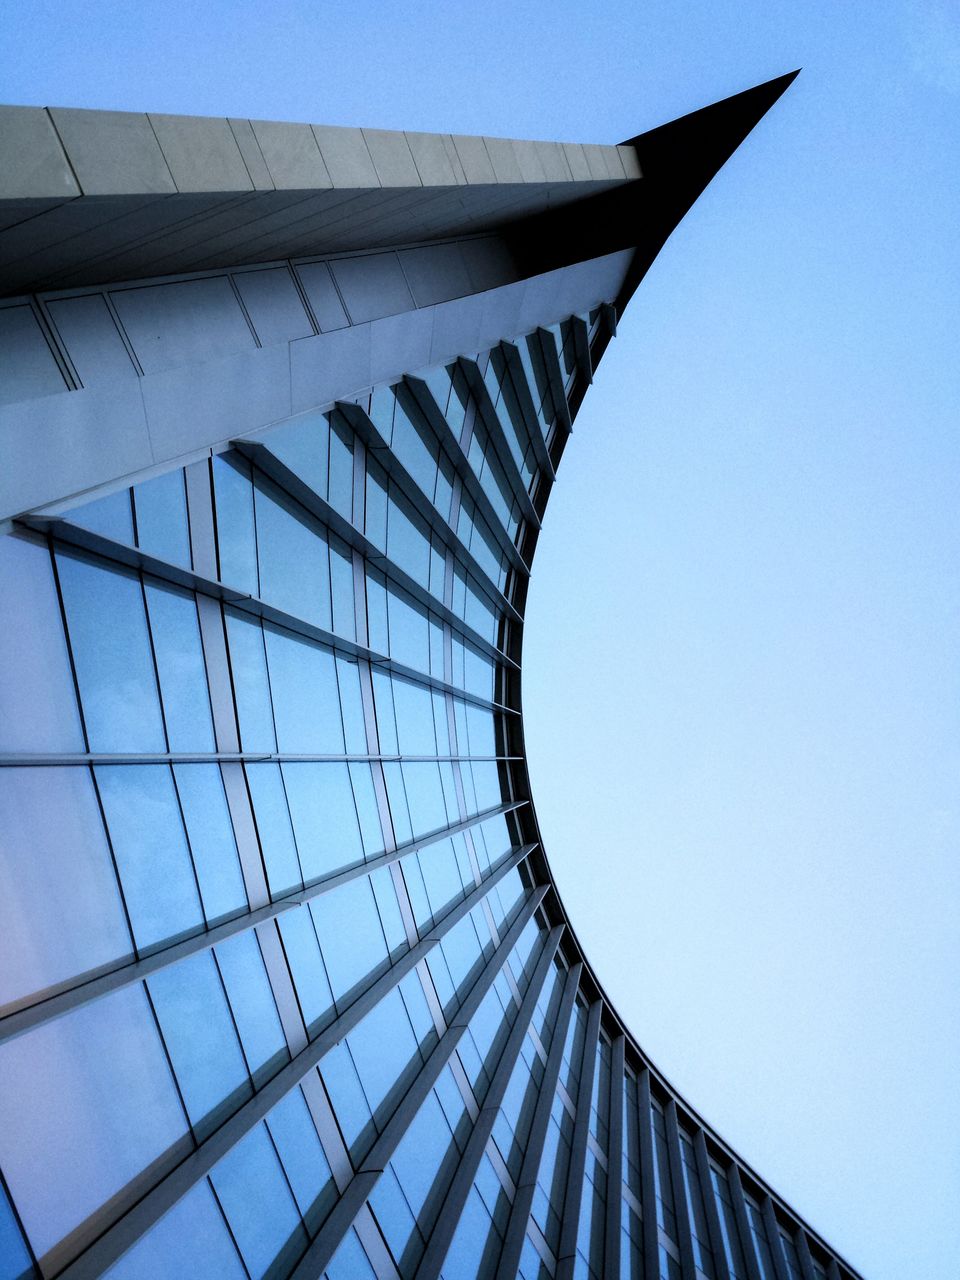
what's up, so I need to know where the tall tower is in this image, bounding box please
[0,74,862,1280]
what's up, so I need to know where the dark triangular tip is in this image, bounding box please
[621,68,801,179]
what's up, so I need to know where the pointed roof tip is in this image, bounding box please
[620,67,801,150]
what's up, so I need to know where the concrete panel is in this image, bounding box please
[249,120,331,190]
[561,142,592,182]
[0,107,79,200]
[228,118,274,190]
[368,307,434,384]
[404,132,459,187]
[361,129,421,189]
[295,262,350,332]
[534,140,574,183]
[48,108,176,196]
[111,276,255,374]
[440,135,468,185]
[233,267,314,346]
[140,343,292,458]
[617,144,643,179]
[330,252,414,324]
[289,325,372,416]
[482,137,523,185]
[512,139,548,184]
[0,306,66,405]
[45,294,138,388]
[581,143,612,181]
[399,243,473,307]
[149,113,253,194]
[452,135,497,185]
[0,380,151,519]
[310,125,379,189]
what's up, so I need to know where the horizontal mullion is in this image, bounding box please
[333,401,523,626]
[499,342,557,483]
[285,894,554,1280]
[16,516,518,716]
[231,440,517,670]
[0,805,531,1044]
[52,868,547,1280]
[401,376,532,579]
[535,328,572,434]
[457,357,541,528]
[0,753,524,767]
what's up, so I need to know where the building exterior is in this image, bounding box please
[0,75,863,1280]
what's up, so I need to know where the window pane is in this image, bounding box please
[133,470,191,569]
[144,582,215,752]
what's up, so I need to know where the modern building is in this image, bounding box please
[0,74,864,1280]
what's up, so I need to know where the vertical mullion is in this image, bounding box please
[762,1197,791,1280]
[694,1130,732,1280]
[604,1034,626,1280]
[554,997,602,1280]
[727,1164,763,1280]
[413,924,563,1280]
[794,1230,819,1280]
[664,1099,697,1280]
[494,961,582,1279]
[636,1068,661,1280]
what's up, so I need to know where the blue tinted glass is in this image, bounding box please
[383,762,413,845]
[366,569,389,654]
[0,535,84,753]
[335,656,367,754]
[387,589,430,673]
[369,1168,421,1275]
[265,629,343,753]
[369,866,408,955]
[246,763,303,896]
[277,908,335,1036]
[390,678,436,754]
[319,1043,373,1153]
[0,1181,34,1280]
[392,392,437,498]
[0,766,132,1011]
[68,489,134,544]
[309,877,388,1006]
[96,765,203,953]
[0,985,187,1260]
[103,1182,245,1280]
[349,763,385,858]
[419,838,467,921]
[327,417,354,521]
[144,582,215,751]
[346,987,419,1118]
[147,951,251,1139]
[281,764,363,882]
[224,610,277,752]
[387,494,430,587]
[330,538,356,644]
[372,670,399,754]
[401,763,448,837]
[265,1087,335,1234]
[442,1182,498,1280]
[215,931,288,1085]
[173,765,247,923]
[365,462,388,550]
[264,412,330,503]
[56,552,165,751]
[133,470,191,568]
[210,1124,307,1280]
[213,455,259,594]
[324,1228,376,1280]
[255,482,332,630]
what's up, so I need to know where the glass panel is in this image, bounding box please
[246,763,303,897]
[265,1086,336,1234]
[225,610,277,752]
[0,766,132,1011]
[96,765,204,952]
[214,931,288,1086]
[264,628,343,753]
[213,455,259,594]
[144,582,215,752]
[0,986,188,1258]
[56,550,166,751]
[103,1181,246,1280]
[67,489,134,543]
[173,765,248,923]
[0,535,84,752]
[281,763,364,883]
[255,481,332,630]
[133,471,191,568]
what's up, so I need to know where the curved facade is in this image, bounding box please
[0,77,863,1280]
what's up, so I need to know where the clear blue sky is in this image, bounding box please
[3,2,957,1276]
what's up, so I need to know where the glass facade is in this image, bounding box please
[0,89,860,1280]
